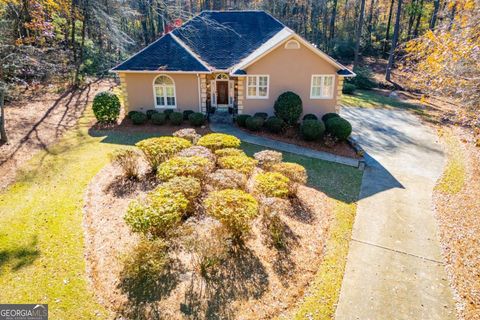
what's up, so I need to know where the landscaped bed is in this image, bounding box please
[83,131,334,319]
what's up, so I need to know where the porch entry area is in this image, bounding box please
[210,73,234,111]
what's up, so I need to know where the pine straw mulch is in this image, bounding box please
[83,162,332,319]
[433,126,480,320]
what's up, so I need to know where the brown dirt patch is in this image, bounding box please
[83,163,332,319]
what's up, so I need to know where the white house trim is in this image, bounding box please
[111,70,211,74]
[246,74,270,99]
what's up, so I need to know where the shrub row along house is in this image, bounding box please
[111,10,355,119]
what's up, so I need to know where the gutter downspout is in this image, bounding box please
[196,73,201,112]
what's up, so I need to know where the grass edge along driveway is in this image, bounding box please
[0,111,362,319]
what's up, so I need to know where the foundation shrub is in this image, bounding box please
[301,119,325,141]
[188,112,205,126]
[151,113,167,125]
[245,116,264,131]
[169,112,183,125]
[325,116,353,140]
[236,114,251,127]
[130,112,147,125]
[274,91,303,125]
[265,116,285,133]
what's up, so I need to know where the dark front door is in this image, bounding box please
[216,81,229,105]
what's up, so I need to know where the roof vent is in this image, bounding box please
[284,39,300,49]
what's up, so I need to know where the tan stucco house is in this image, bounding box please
[111,10,355,118]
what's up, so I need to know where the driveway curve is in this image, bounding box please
[335,107,456,319]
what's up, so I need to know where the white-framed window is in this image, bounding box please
[310,75,334,99]
[246,75,269,99]
[153,75,176,108]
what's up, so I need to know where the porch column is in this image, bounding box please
[118,73,129,112]
[200,74,207,113]
[336,77,344,113]
[237,77,244,115]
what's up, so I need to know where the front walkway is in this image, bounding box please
[335,107,456,319]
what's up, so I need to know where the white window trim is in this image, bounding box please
[153,75,177,109]
[310,74,335,99]
[246,75,270,99]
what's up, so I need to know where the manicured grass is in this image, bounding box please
[341,89,421,111]
[435,128,466,194]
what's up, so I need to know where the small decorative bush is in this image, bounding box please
[204,189,259,239]
[303,114,318,121]
[274,91,303,125]
[109,149,140,179]
[136,137,192,169]
[161,176,201,201]
[254,112,268,120]
[321,113,340,122]
[177,146,215,163]
[127,111,140,119]
[173,128,201,144]
[151,112,167,125]
[325,116,352,140]
[197,133,241,151]
[124,188,188,236]
[217,155,257,175]
[189,112,205,126]
[253,150,283,168]
[270,162,308,184]
[92,91,121,123]
[236,114,251,127]
[183,110,195,120]
[214,148,246,158]
[245,116,264,131]
[253,172,291,198]
[301,119,325,140]
[169,112,183,125]
[265,116,285,133]
[163,109,174,119]
[146,109,159,119]
[342,83,356,94]
[131,112,147,125]
[157,156,214,181]
[206,169,247,191]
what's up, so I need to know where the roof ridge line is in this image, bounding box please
[169,33,212,71]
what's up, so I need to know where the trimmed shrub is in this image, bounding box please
[131,112,147,125]
[274,91,303,125]
[151,112,167,125]
[301,119,325,140]
[189,112,205,127]
[321,112,340,122]
[157,156,214,181]
[183,110,195,120]
[270,162,308,184]
[124,188,188,236]
[146,109,159,119]
[236,114,251,127]
[349,66,376,90]
[303,114,318,121]
[245,116,264,131]
[161,176,201,201]
[253,172,291,198]
[173,128,201,144]
[217,155,258,175]
[254,112,268,120]
[342,83,356,94]
[253,150,283,168]
[135,137,192,169]
[325,116,352,140]
[109,149,140,179]
[127,111,140,119]
[206,169,247,191]
[197,133,241,151]
[215,148,246,158]
[92,91,121,123]
[177,146,215,163]
[204,189,259,239]
[265,116,285,133]
[169,112,183,125]
[163,109,174,119]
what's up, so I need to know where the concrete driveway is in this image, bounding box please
[335,107,456,319]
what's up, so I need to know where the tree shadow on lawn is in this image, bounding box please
[0,236,40,274]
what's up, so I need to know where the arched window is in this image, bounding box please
[153,75,176,108]
[216,73,229,80]
[284,39,300,49]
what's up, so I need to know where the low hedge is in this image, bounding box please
[131,112,147,125]
[265,117,285,133]
[303,114,318,121]
[245,116,264,131]
[325,116,352,140]
[189,112,205,126]
[254,112,268,120]
[236,114,251,127]
[163,109,174,119]
[183,110,195,120]
[301,119,325,140]
[146,109,159,119]
[321,112,340,122]
[151,113,167,125]
[169,112,183,125]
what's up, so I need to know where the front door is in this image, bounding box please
[216,81,229,106]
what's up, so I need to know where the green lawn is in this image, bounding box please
[0,110,362,319]
[341,89,422,111]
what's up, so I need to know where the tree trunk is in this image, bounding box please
[328,0,338,52]
[367,0,375,49]
[383,0,395,55]
[353,0,366,68]
[74,0,88,86]
[429,0,439,29]
[413,0,424,37]
[385,0,402,81]
[0,89,7,143]
[407,0,416,39]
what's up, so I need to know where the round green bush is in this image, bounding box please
[342,83,356,94]
[253,172,291,198]
[197,133,241,151]
[188,112,205,127]
[92,91,121,123]
[183,110,195,120]
[254,112,268,120]
[321,112,340,122]
[303,114,318,121]
[135,137,192,169]
[131,112,147,125]
[146,109,159,119]
[169,112,183,125]
[301,119,325,141]
[163,109,174,119]
[274,91,303,125]
[151,112,167,125]
[325,117,352,140]
[265,116,285,134]
[127,111,140,119]
[236,114,251,127]
[245,116,264,131]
